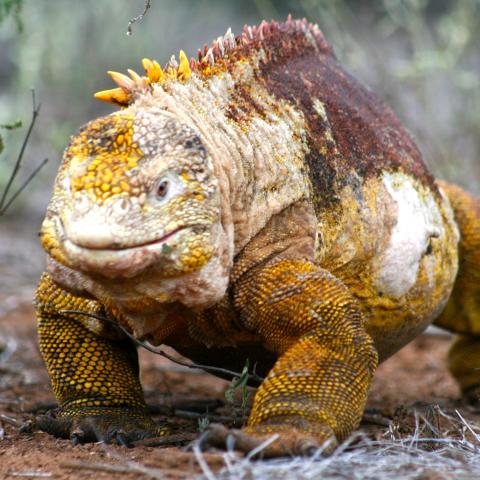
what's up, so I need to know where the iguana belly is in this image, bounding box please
[316,171,459,361]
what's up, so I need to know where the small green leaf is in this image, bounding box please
[162,243,173,254]
[197,416,210,432]
[0,120,22,130]
[225,359,250,404]
[225,380,236,404]
[0,0,23,32]
[0,133,3,155]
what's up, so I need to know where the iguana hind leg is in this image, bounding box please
[434,181,480,403]
[207,259,378,457]
[27,273,167,445]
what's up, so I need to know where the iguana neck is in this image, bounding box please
[134,60,312,257]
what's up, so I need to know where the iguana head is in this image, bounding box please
[41,106,221,279]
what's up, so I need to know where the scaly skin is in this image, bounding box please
[234,259,378,455]
[434,182,480,403]
[32,274,166,445]
[27,17,478,456]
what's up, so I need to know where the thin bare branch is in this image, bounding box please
[6,473,53,478]
[0,90,48,215]
[61,461,138,474]
[132,432,197,447]
[362,411,392,427]
[126,0,151,36]
[174,409,243,423]
[0,90,39,208]
[0,158,48,215]
[0,413,22,427]
[148,398,224,414]
[60,309,265,384]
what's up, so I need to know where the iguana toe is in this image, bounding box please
[204,422,337,458]
[21,407,167,446]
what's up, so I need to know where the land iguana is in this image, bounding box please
[27,17,480,456]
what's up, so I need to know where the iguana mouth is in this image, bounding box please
[52,216,198,277]
[54,215,187,252]
[71,226,185,251]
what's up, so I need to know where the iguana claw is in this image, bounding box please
[21,407,167,446]
[203,423,337,458]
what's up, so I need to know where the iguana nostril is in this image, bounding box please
[113,197,130,215]
[74,194,90,213]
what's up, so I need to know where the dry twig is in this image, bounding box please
[132,432,197,447]
[60,309,264,384]
[61,460,139,474]
[0,413,22,427]
[5,472,54,478]
[362,410,392,427]
[0,90,48,216]
[126,0,151,36]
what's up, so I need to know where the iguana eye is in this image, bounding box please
[150,172,184,205]
[156,179,169,199]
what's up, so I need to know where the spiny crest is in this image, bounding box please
[94,49,192,107]
[94,16,329,107]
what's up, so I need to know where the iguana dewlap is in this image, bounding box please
[31,18,480,456]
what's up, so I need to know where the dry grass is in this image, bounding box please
[190,407,480,480]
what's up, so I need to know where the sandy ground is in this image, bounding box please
[1,301,479,479]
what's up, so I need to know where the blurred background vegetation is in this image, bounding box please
[0,0,479,294]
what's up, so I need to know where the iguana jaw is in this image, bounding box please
[69,225,185,251]
[63,229,191,278]
[49,214,213,279]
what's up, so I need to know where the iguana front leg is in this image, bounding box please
[208,259,378,457]
[25,273,166,445]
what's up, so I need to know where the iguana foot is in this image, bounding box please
[204,423,337,458]
[21,406,167,446]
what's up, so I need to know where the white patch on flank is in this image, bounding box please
[374,172,444,298]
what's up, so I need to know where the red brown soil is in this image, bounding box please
[0,305,475,479]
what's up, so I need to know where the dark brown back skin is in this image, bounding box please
[249,24,437,212]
